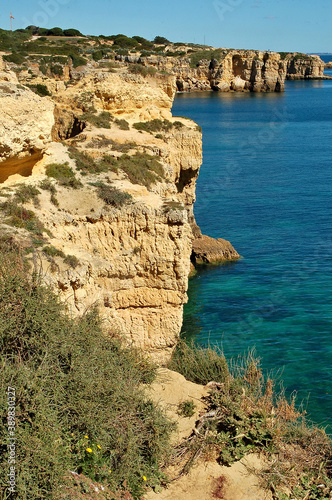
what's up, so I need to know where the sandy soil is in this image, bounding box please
[144,369,273,500]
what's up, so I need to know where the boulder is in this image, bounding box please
[192,235,240,264]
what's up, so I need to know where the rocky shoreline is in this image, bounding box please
[118,50,325,93]
[0,59,241,361]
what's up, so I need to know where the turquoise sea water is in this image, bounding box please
[172,77,332,431]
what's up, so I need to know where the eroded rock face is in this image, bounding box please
[132,50,324,92]
[210,51,287,92]
[56,72,177,120]
[0,79,54,160]
[0,69,203,362]
[33,123,201,362]
[286,55,325,79]
[41,206,193,361]
[136,50,287,93]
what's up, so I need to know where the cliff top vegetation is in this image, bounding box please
[0,25,316,78]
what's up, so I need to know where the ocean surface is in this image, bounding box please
[172,72,332,431]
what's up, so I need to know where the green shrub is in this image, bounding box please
[48,27,64,36]
[86,136,137,153]
[153,36,170,45]
[39,179,55,191]
[114,118,130,130]
[63,28,83,37]
[132,36,148,44]
[13,184,40,205]
[168,340,230,385]
[98,61,118,71]
[133,119,176,134]
[63,254,80,268]
[0,250,173,499]
[26,83,51,97]
[70,53,87,68]
[92,50,104,61]
[67,147,108,175]
[81,111,112,129]
[189,48,227,68]
[39,62,47,74]
[1,200,45,235]
[128,64,157,77]
[163,201,185,213]
[51,63,63,75]
[3,52,25,64]
[96,184,132,207]
[38,27,49,36]
[292,53,313,61]
[169,342,332,500]
[1,201,44,235]
[98,155,119,172]
[45,162,83,188]
[36,84,51,97]
[114,153,164,188]
[39,179,59,206]
[112,35,138,49]
[278,52,290,60]
[42,245,65,258]
[177,400,196,418]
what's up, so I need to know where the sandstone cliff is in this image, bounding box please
[284,54,325,80]
[0,66,206,361]
[117,50,325,92]
[0,78,54,159]
[139,49,287,92]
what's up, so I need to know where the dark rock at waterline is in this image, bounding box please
[192,235,240,265]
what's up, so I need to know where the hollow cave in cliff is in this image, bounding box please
[0,151,44,184]
[176,167,198,193]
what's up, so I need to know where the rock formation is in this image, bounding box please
[118,50,287,93]
[0,65,209,361]
[118,50,325,92]
[0,78,54,160]
[192,235,240,264]
[285,54,325,79]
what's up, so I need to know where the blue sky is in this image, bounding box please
[1,0,331,53]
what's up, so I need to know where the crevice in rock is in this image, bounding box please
[52,107,86,141]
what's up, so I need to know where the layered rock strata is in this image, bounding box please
[285,54,325,80]
[119,51,325,92]
[0,67,211,361]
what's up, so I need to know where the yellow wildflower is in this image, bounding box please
[84,435,88,439]
[143,476,147,481]
[97,445,101,449]
[86,448,93,453]
[109,470,112,473]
